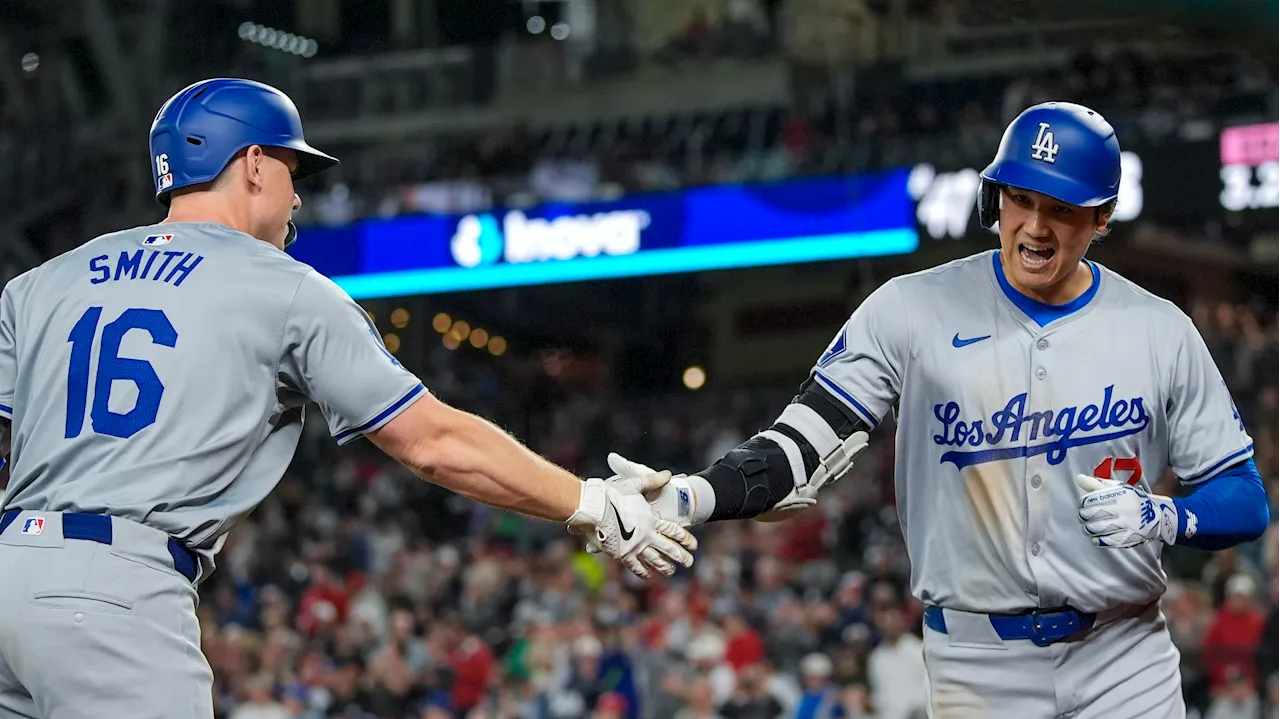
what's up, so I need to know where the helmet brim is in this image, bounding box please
[981,160,1116,208]
[287,141,340,182]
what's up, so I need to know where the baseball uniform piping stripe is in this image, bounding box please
[757,430,808,488]
[1181,444,1255,484]
[333,383,426,443]
[777,403,841,457]
[811,371,880,427]
[0,403,11,417]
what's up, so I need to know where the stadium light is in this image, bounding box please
[683,366,706,390]
[390,308,410,328]
[238,22,319,58]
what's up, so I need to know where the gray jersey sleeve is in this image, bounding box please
[0,277,17,424]
[0,276,18,461]
[281,270,426,445]
[809,279,911,428]
[1167,314,1254,484]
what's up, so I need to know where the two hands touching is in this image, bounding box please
[567,455,700,580]
[565,468,698,580]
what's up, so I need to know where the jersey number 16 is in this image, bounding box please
[65,307,176,439]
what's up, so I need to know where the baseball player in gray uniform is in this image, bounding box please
[0,78,695,719]
[595,102,1269,717]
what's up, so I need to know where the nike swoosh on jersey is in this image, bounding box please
[952,333,992,348]
[614,506,635,540]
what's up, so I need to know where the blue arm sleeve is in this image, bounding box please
[1171,458,1270,551]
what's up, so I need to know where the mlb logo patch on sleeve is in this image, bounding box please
[21,517,44,535]
[143,234,174,246]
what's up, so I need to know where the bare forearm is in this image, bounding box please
[371,397,582,522]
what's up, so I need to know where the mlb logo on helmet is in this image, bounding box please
[21,517,44,535]
[158,173,173,191]
[144,234,174,246]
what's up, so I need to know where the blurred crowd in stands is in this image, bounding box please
[2,4,1273,718]
[197,289,1279,719]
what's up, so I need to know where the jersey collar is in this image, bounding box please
[990,250,1101,328]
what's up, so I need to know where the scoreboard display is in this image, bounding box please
[1218,122,1279,212]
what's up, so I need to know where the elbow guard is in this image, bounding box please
[700,379,872,523]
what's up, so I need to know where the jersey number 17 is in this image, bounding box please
[65,307,176,439]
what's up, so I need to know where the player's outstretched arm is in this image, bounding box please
[367,393,697,578]
[282,270,694,578]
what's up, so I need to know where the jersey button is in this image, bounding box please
[1031,543,1041,556]
[1035,368,1047,380]
[1030,475,1042,489]
[1037,339,1049,350]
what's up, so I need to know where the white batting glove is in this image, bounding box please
[605,453,702,527]
[567,476,698,579]
[1076,474,1178,548]
[576,453,701,557]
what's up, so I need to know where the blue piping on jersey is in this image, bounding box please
[334,383,427,444]
[812,370,880,427]
[1172,458,1269,550]
[0,403,10,416]
[1181,444,1255,484]
[991,251,1100,327]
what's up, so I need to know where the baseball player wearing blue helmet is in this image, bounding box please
[0,78,695,718]
[149,77,339,248]
[978,101,1123,306]
[589,101,1266,718]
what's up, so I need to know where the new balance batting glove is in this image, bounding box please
[1076,474,1178,548]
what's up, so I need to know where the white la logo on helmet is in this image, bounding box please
[1031,122,1059,163]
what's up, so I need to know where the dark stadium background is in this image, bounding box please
[0,1,1276,718]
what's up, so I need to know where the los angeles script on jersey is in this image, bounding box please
[932,385,1149,468]
[87,250,204,287]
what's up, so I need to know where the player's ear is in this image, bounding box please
[244,145,267,192]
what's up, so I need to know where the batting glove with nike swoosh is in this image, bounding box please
[567,475,698,579]
[575,453,702,557]
[1076,474,1178,548]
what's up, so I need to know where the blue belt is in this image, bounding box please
[0,510,198,583]
[923,605,1096,647]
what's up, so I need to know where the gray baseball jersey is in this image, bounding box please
[812,250,1252,614]
[0,222,425,568]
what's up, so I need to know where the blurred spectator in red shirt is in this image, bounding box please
[723,614,767,671]
[1202,574,1267,692]
[297,565,349,637]
[450,627,496,713]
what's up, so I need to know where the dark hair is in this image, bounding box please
[1092,198,1119,241]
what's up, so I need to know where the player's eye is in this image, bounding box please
[1053,205,1073,214]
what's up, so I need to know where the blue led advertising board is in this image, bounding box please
[290,168,920,299]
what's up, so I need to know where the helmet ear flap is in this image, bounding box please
[978,180,1002,229]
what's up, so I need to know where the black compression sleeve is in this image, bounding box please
[700,436,800,522]
[697,378,871,522]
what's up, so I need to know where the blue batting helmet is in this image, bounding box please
[977,102,1121,228]
[149,79,338,245]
